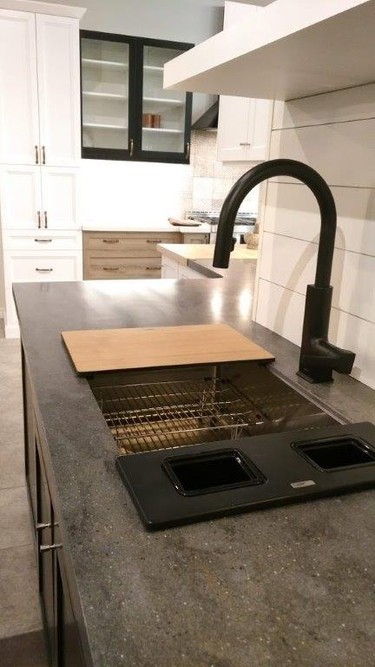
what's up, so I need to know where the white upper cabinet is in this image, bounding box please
[217,97,273,162]
[0,7,81,166]
[0,10,39,164]
[36,14,81,166]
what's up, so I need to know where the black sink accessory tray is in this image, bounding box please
[116,422,375,530]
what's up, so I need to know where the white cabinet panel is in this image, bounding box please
[41,168,81,229]
[3,229,82,251]
[0,166,80,230]
[161,256,179,278]
[178,265,202,279]
[36,14,81,166]
[0,165,42,229]
[5,250,82,283]
[217,97,272,162]
[0,9,39,164]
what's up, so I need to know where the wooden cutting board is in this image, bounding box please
[61,323,275,374]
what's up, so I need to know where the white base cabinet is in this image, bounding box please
[161,255,203,280]
[4,249,82,337]
[0,165,81,230]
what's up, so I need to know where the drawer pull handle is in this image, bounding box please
[103,266,120,271]
[35,521,59,530]
[42,145,46,164]
[129,138,134,156]
[40,543,62,553]
[146,239,162,244]
[35,145,39,164]
[34,238,52,243]
[146,266,159,271]
[44,211,48,228]
[37,211,41,229]
[102,239,119,244]
[239,142,251,146]
[185,142,190,160]
[35,267,53,272]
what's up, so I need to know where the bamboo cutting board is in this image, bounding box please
[61,323,274,374]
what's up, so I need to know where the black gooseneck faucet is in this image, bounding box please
[213,158,355,383]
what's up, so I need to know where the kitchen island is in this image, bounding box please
[13,271,375,667]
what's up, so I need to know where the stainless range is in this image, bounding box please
[187,210,256,244]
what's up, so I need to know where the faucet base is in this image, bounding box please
[297,368,334,384]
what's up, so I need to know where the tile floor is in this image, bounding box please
[0,332,49,666]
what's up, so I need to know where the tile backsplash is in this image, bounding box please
[188,131,260,214]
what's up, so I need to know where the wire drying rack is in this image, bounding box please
[91,377,265,454]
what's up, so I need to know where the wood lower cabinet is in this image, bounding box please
[23,351,86,667]
[83,230,182,280]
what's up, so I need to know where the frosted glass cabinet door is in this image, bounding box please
[0,166,42,230]
[141,44,188,157]
[0,9,39,165]
[81,35,130,153]
[36,14,81,166]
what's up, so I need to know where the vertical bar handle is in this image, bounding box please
[44,211,48,229]
[185,142,190,160]
[42,146,46,164]
[37,211,41,229]
[129,139,134,157]
[35,145,39,164]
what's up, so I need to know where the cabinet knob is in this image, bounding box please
[35,145,39,164]
[40,543,62,553]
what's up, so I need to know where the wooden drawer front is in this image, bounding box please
[84,232,181,254]
[3,230,82,251]
[182,233,209,244]
[84,255,161,280]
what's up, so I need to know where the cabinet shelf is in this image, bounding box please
[82,58,128,70]
[164,0,375,101]
[83,122,127,130]
[142,127,183,134]
[143,96,183,108]
[83,91,127,100]
[144,65,164,73]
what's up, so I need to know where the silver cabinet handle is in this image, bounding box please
[35,267,53,272]
[103,266,120,271]
[239,142,251,146]
[35,145,39,164]
[102,239,119,244]
[129,138,134,156]
[146,239,162,243]
[185,142,190,160]
[40,543,62,553]
[34,238,52,243]
[42,145,46,164]
[36,522,51,530]
[44,211,48,228]
[37,211,41,229]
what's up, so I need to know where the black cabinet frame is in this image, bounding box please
[80,30,193,164]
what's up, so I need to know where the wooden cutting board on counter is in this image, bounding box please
[61,323,275,374]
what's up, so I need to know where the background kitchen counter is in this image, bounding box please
[13,272,375,667]
[82,223,211,234]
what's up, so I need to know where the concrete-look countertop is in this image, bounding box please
[157,242,258,265]
[82,223,211,234]
[13,268,375,667]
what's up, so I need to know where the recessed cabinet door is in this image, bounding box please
[36,14,81,166]
[0,9,39,164]
[217,96,273,162]
[41,168,81,230]
[0,166,42,230]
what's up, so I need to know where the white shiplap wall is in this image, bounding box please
[254,83,375,389]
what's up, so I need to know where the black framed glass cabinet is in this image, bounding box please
[80,31,193,164]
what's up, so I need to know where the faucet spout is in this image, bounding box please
[213,159,355,384]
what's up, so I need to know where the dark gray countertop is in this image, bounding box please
[13,265,375,667]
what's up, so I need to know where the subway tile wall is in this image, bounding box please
[254,83,375,390]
